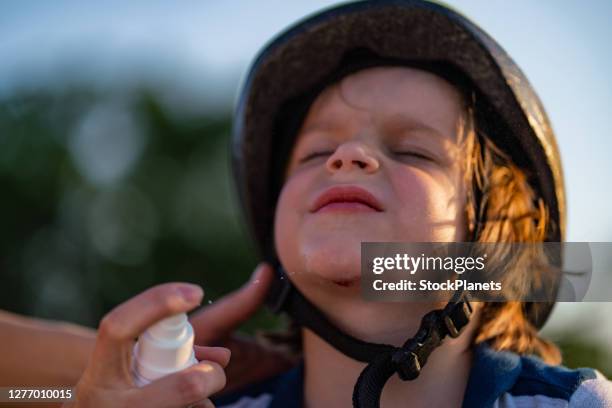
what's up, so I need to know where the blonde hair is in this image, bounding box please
[461,101,561,364]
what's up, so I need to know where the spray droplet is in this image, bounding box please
[207,300,212,304]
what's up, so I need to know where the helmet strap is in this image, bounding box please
[266,262,473,408]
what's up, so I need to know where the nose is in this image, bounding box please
[325,141,380,174]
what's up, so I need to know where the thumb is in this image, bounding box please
[190,263,274,345]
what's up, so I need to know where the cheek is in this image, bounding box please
[391,166,466,240]
[273,172,309,266]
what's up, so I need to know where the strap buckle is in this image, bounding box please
[391,311,439,381]
[443,300,473,338]
[391,349,421,381]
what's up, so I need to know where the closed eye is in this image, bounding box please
[299,151,334,163]
[394,151,435,162]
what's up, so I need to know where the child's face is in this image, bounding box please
[274,66,467,292]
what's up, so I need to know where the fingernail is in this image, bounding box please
[250,263,267,283]
[178,284,203,303]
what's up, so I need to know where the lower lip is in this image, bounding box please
[316,202,379,213]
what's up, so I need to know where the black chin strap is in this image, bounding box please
[266,265,473,408]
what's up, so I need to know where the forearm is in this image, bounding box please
[0,310,96,386]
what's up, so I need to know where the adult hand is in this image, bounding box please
[64,283,229,408]
[189,263,299,395]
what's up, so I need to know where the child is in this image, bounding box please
[215,0,612,407]
[66,1,612,407]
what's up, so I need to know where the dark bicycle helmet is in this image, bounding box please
[231,1,565,406]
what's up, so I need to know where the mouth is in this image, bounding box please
[310,185,384,213]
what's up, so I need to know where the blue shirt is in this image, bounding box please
[212,343,612,407]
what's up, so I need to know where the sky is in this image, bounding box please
[0,0,611,343]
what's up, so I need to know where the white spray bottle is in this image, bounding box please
[132,313,198,386]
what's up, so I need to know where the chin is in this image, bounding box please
[300,237,362,282]
[275,219,394,285]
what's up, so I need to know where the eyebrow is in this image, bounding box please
[380,114,450,142]
[297,113,458,152]
[299,120,340,137]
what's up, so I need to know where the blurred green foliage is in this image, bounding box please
[552,332,612,378]
[0,86,279,333]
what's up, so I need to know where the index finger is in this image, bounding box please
[190,263,272,344]
[91,283,203,379]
